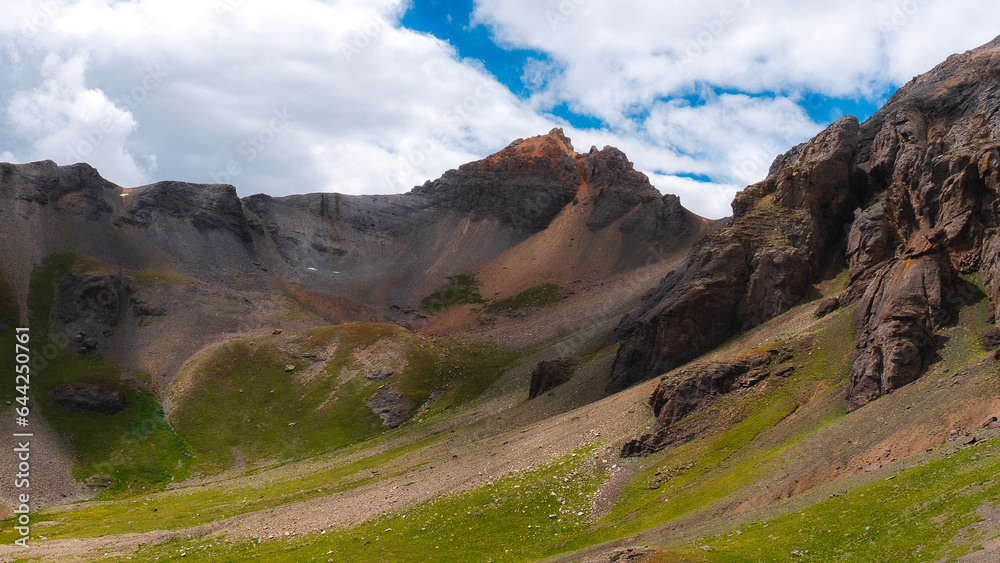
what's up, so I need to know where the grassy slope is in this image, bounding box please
[3,269,999,562]
[170,322,525,472]
[25,253,191,493]
[482,284,563,314]
[102,449,605,563]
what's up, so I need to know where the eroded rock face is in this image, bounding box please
[846,257,957,409]
[53,268,129,352]
[125,181,253,243]
[621,346,796,457]
[0,161,119,221]
[52,383,124,414]
[367,386,413,428]
[614,36,1000,411]
[608,116,860,393]
[842,38,1000,408]
[412,128,582,232]
[528,357,580,399]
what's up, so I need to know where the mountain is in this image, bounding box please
[0,37,999,563]
[610,36,1000,407]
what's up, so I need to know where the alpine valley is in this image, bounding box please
[2,36,1000,563]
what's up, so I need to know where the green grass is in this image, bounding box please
[673,431,1000,562]
[100,448,604,563]
[482,283,563,314]
[419,274,485,313]
[170,322,526,472]
[0,432,448,543]
[557,309,858,553]
[25,253,190,493]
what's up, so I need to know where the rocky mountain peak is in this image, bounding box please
[610,35,1000,412]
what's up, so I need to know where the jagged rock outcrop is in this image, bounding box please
[125,181,253,242]
[613,36,1000,411]
[53,267,129,352]
[0,161,119,221]
[528,357,580,399]
[843,37,1000,408]
[367,386,413,428]
[608,116,860,393]
[621,345,797,457]
[984,327,1000,351]
[412,128,582,231]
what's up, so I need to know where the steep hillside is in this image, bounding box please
[610,36,1000,410]
[1,35,999,563]
[0,129,707,514]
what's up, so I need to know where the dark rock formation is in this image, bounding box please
[984,327,1000,351]
[125,181,253,243]
[608,116,860,393]
[52,383,124,414]
[846,256,957,409]
[612,36,1000,409]
[0,161,118,221]
[53,268,129,351]
[843,37,1000,408]
[621,345,796,457]
[130,298,167,317]
[814,297,840,318]
[528,357,581,399]
[367,387,413,428]
[412,128,581,231]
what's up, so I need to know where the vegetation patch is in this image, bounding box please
[482,283,563,314]
[419,273,485,313]
[558,308,857,552]
[2,432,447,541]
[170,322,525,472]
[25,253,190,493]
[96,448,604,563]
[671,433,1000,562]
[130,269,198,286]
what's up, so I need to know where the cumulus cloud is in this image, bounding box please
[0,0,997,219]
[5,52,153,185]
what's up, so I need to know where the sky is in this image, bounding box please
[0,1,998,219]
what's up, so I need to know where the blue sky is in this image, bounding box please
[1,0,998,218]
[403,1,888,127]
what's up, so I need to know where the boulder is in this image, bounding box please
[528,357,581,399]
[52,383,124,414]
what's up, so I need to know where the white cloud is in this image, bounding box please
[5,52,153,186]
[0,0,996,219]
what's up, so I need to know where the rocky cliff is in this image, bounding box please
[611,36,1000,413]
[0,129,705,395]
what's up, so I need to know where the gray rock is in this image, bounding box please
[52,383,124,414]
[367,387,413,428]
